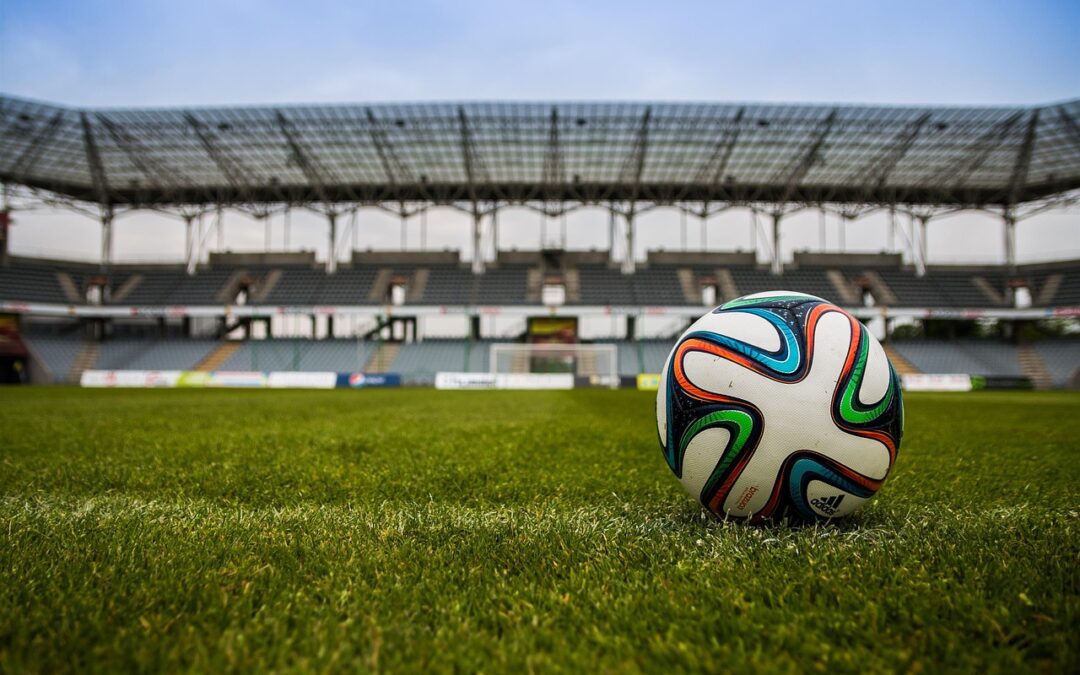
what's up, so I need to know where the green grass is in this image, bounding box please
[0,388,1077,674]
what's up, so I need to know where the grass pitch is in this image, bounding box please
[0,388,1077,673]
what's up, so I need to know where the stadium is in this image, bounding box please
[1,5,1079,671]
[1,96,1079,388]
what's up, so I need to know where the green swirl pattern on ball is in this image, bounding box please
[838,328,896,424]
[678,409,755,500]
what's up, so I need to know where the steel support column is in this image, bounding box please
[217,206,225,251]
[771,212,782,276]
[327,212,338,274]
[471,209,484,274]
[608,210,617,262]
[1003,212,1017,268]
[491,207,499,258]
[184,214,197,276]
[100,208,114,271]
[888,207,897,252]
[622,212,636,274]
[915,215,929,277]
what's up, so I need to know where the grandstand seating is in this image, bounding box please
[876,269,1007,308]
[1024,268,1080,307]
[575,266,636,305]
[0,261,75,304]
[219,339,377,372]
[110,268,234,305]
[390,339,491,382]
[1031,339,1080,387]
[258,268,327,305]
[15,329,1080,387]
[601,340,676,376]
[413,265,476,305]
[889,340,1024,377]
[22,333,86,382]
[474,266,530,305]
[96,338,219,371]
[2,257,1079,309]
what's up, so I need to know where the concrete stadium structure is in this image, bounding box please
[1,95,1079,386]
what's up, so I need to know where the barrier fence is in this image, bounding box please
[80,370,1031,391]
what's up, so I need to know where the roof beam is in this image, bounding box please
[7,111,65,179]
[542,107,565,188]
[183,112,257,202]
[97,113,189,191]
[458,107,487,204]
[852,111,932,199]
[931,111,1025,193]
[618,107,652,203]
[274,110,337,205]
[694,107,745,188]
[1006,110,1040,207]
[365,108,413,185]
[1057,107,1080,152]
[79,112,110,205]
[773,108,838,204]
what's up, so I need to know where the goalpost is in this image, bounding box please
[489,343,620,388]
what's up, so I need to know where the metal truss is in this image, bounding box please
[3,96,1076,211]
[2,95,1079,275]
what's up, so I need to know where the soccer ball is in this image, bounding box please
[656,291,903,522]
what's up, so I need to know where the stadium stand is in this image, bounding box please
[108,268,234,305]
[96,338,219,371]
[474,265,530,305]
[3,255,1078,310]
[1031,339,1080,387]
[889,340,1024,377]
[22,333,86,382]
[574,266,636,305]
[219,339,377,372]
[605,340,677,377]
[0,260,76,304]
[390,339,492,382]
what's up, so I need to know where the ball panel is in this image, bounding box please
[679,427,732,500]
[688,310,782,352]
[857,331,891,406]
[655,349,673,451]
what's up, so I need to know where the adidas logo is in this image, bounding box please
[810,494,845,516]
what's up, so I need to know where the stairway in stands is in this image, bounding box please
[577,349,598,377]
[195,341,242,372]
[67,342,99,383]
[1017,345,1053,390]
[365,342,401,373]
[882,343,919,376]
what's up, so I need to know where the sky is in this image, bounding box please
[1,0,1078,266]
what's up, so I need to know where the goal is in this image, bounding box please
[489,343,619,388]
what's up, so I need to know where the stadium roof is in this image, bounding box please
[1,95,1078,209]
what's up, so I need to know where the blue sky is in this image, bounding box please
[2,0,1077,106]
[0,0,1077,267]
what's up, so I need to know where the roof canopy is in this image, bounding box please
[2,95,1078,208]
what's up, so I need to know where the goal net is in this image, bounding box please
[489,343,619,388]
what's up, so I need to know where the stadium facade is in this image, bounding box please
[0,95,1078,387]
